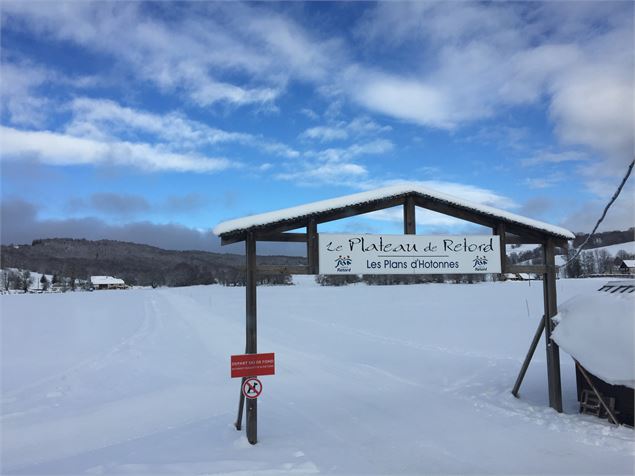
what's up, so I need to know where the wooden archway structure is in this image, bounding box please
[214,185,574,444]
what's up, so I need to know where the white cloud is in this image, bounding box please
[4,1,631,169]
[64,97,299,160]
[347,116,392,135]
[1,62,52,127]
[0,126,234,173]
[349,70,456,129]
[277,162,367,184]
[0,60,98,127]
[188,81,280,108]
[300,116,391,143]
[300,126,349,142]
[521,150,588,167]
[67,97,252,146]
[307,139,394,164]
[1,2,341,108]
[548,62,633,166]
[260,142,300,159]
[300,108,319,120]
[524,177,561,189]
[2,1,631,200]
[562,186,635,233]
[277,139,393,185]
[350,2,633,175]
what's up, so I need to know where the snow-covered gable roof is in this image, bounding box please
[552,282,635,389]
[91,276,125,285]
[621,259,635,268]
[214,184,574,240]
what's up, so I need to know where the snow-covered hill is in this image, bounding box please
[1,281,633,474]
[593,240,635,256]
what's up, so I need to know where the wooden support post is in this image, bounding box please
[245,233,258,444]
[543,238,563,412]
[307,218,319,274]
[493,223,507,273]
[403,196,416,235]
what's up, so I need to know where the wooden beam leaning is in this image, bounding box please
[404,195,416,235]
[245,232,258,444]
[543,238,563,412]
[512,316,546,397]
[307,218,319,274]
[575,361,619,425]
[234,376,246,430]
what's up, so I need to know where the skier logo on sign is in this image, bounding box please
[472,255,488,271]
[335,255,352,272]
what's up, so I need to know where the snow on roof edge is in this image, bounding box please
[552,290,635,389]
[214,184,575,239]
[91,276,125,285]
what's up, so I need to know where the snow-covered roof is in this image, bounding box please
[621,259,635,268]
[214,184,575,240]
[90,276,125,285]
[552,282,635,389]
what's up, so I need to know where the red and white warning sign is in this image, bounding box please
[231,352,275,378]
[242,377,262,399]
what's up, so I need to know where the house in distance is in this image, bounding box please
[90,276,127,290]
[618,259,635,275]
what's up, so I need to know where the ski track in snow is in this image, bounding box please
[1,280,634,475]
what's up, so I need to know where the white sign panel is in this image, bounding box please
[319,234,501,275]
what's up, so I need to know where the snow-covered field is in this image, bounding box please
[1,279,633,475]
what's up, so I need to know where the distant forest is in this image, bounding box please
[0,238,304,287]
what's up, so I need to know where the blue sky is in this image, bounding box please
[1,1,633,253]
